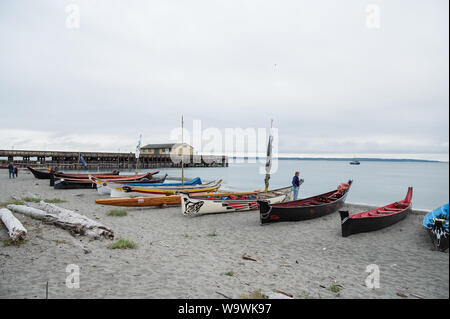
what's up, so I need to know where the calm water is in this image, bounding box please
[92,160,449,211]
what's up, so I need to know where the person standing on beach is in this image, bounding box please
[8,163,14,179]
[14,166,18,178]
[292,171,302,200]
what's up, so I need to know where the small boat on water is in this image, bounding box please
[349,160,360,165]
[424,203,449,251]
[339,187,413,237]
[90,176,203,195]
[258,181,352,224]
[180,186,293,216]
[28,166,120,179]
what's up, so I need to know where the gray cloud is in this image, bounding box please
[0,0,448,158]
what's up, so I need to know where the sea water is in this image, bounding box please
[87,159,449,211]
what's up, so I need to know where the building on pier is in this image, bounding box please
[141,143,194,156]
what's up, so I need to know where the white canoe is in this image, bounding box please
[180,186,293,216]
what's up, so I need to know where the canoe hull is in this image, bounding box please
[28,166,120,180]
[339,208,409,237]
[54,180,97,190]
[52,174,166,188]
[92,177,203,196]
[109,180,223,198]
[427,226,449,251]
[28,167,55,179]
[53,171,155,180]
[95,191,270,207]
[339,187,413,237]
[424,203,449,251]
[181,187,293,216]
[259,194,348,224]
[96,195,182,207]
[258,181,352,224]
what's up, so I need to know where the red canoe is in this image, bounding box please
[53,171,158,181]
[339,187,413,237]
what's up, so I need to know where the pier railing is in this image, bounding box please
[0,149,228,169]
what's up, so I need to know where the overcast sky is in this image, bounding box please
[0,0,448,160]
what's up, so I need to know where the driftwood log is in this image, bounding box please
[7,202,114,239]
[0,208,27,241]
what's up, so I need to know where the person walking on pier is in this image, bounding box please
[8,163,14,179]
[292,171,303,200]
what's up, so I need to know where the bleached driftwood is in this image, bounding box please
[7,202,114,239]
[0,208,27,241]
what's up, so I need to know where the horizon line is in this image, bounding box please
[228,156,446,163]
[1,148,448,163]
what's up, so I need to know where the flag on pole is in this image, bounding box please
[135,134,142,159]
[264,119,273,192]
[79,153,88,170]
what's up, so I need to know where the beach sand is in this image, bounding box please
[0,169,448,299]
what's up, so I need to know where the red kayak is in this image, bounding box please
[53,171,158,181]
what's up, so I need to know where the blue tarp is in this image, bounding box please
[119,177,202,187]
[424,203,449,230]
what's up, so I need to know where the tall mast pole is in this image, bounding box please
[181,115,184,186]
[264,119,273,193]
[136,134,141,178]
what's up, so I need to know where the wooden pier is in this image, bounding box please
[0,149,228,170]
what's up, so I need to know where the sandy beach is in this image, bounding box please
[0,169,448,299]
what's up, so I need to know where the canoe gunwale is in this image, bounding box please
[120,180,223,193]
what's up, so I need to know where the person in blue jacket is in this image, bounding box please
[292,171,302,200]
[8,162,14,179]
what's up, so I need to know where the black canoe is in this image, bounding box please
[53,174,168,189]
[258,180,352,225]
[54,179,97,189]
[28,166,120,180]
[28,166,62,179]
[339,187,413,237]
